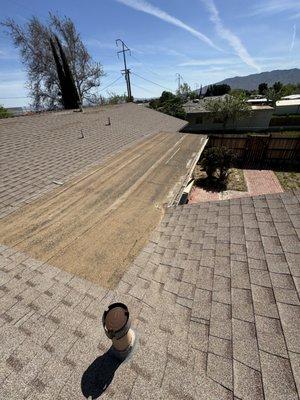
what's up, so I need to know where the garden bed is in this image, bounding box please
[193,165,247,192]
[275,171,300,190]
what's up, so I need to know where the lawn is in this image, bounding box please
[275,171,300,190]
[193,165,247,192]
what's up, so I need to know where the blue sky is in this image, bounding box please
[0,0,299,107]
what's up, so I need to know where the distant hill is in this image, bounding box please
[203,68,300,91]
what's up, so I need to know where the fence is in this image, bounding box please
[207,134,300,167]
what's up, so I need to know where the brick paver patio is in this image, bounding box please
[189,169,284,204]
[0,190,299,399]
[0,104,186,219]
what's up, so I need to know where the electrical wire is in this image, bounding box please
[131,72,174,92]
[131,83,157,94]
[130,53,162,78]
[98,75,123,92]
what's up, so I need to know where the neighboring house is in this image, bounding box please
[281,94,300,100]
[183,96,274,132]
[246,98,271,106]
[275,99,300,115]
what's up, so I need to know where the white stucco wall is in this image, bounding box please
[274,103,300,115]
[186,108,274,131]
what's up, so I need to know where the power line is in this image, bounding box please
[131,83,157,94]
[132,72,174,92]
[130,53,162,78]
[99,75,123,92]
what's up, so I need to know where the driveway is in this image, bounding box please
[0,131,206,287]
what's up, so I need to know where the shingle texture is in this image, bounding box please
[0,190,299,399]
[0,103,186,218]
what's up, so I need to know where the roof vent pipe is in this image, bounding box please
[102,302,136,360]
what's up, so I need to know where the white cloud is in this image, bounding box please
[201,0,260,71]
[178,58,238,67]
[250,0,300,16]
[290,24,296,51]
[0,48,19,60]
[116,0,220,51]
[84,39,117,50]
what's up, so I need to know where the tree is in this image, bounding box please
[258,83,268,95]
[2,14,104,110]
[266,88,282,107]
[230,89,247,99]
[177,82,197,100]
[49,36,80,109]
[205,84,231,97]
[149,91,186,119]
[273,81,283,93]
[201,146,235,181]
[204,95,251,129]
[0,106,11,119]
[105,92,127,105]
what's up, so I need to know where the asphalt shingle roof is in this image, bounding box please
[0,103,187,218]
[0,190,299,399]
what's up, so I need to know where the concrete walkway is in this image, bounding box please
[189,169,284,204]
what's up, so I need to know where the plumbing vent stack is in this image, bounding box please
[102,303,135,360]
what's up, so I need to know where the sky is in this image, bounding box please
[0,0,299,107]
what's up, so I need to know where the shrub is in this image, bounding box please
[0,106,11,119]
[201,146,236,181]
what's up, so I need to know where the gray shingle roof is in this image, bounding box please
[0,103,187,218]
[0,190,299,399]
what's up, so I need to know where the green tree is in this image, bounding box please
[205,84,231,97]
[266,88,283,106]
[204,95,251,129]
[149,91,186,119]
[49,36,80,109]
[273,81,283,93]
[0,105,11,119]
[177,82,197,100]
[230,89,247,99]
[2,14,104,109]
[258,83,268,95]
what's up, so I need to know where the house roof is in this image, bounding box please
[184,96,274,114]
[276,99,300,106]
[282,94,300,100]
[0,103,187,217]
[0,190,299,398]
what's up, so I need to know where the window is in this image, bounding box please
[196,116,203,124]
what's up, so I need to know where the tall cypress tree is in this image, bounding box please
[49,35,80,109]
[55,35,80,109]
[49,37,69,109]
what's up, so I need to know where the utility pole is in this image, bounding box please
[116,39,133,102]
[176,73,184,93]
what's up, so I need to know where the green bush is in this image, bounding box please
[149,91,186,119]
[0,106,11,119]
[201,146,236,182]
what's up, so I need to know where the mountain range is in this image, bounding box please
[203,68,300,91]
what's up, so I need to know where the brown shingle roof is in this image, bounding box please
[0,190,299,398]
